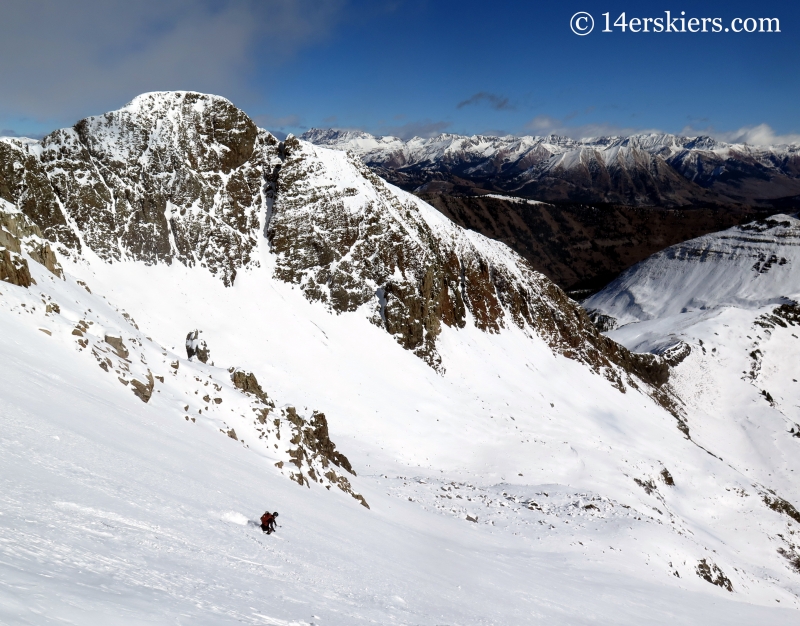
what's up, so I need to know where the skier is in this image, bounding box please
[260,511,278,534]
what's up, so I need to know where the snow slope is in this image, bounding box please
[1,210,800,624]
[582,214,800,621]
[3,94,800,623]
[584,214,800,328]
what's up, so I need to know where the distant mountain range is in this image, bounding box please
[302,129,800,208]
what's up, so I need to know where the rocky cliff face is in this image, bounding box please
[0,139,80,251]
[0,91,671,396]
[1,92,281,285]
[0,198,62,287]
[268,135,670,398]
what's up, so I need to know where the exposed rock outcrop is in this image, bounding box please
[1,92,281,284]
[696,559,733,592]
[104,335,130,359]
[756,303,800,330]
[0,199,63,287]
[230,368,267,400]
[130,371,155,403]
[1,92,676,399]
[279,407,368,508]
[186,330,211,363]
[0,247,32,287]
[655,341,692,368]
[587,309,618,333]
[227,367,368,507]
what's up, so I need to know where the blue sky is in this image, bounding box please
[1,0,797,143]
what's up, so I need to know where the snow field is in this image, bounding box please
[2,236,799,622]
[2,297,798,624]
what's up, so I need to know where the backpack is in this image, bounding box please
[260,512,274,525]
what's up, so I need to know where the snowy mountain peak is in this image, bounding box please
[122,90,238,112]
[0,91,280,284]
[71,90,264,175]
[584,213,800,328]
[0,93,676,389]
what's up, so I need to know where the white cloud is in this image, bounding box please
[680,123,800,146]
[376,120,452,140]
[0,0,344,125]
[524,115,661,140]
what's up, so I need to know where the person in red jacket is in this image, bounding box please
[260,511,278,534]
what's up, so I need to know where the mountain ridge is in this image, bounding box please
[302,128,800,208]
[0,91,671,396]
[421,193,771,295]
[584,213,800,330]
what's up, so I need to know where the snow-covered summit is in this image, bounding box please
[121,90,238,112]
[0,90,279,283]
[0,91,670,384]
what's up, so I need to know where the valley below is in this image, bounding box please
[421,193,773,296]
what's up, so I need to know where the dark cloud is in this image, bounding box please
[253,113,303,131]
[456,92,513,111]
[0,0,344,125]
[476,128,511,138]
[0,128,46,139]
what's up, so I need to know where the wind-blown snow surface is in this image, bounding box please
[3,230,800,623]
